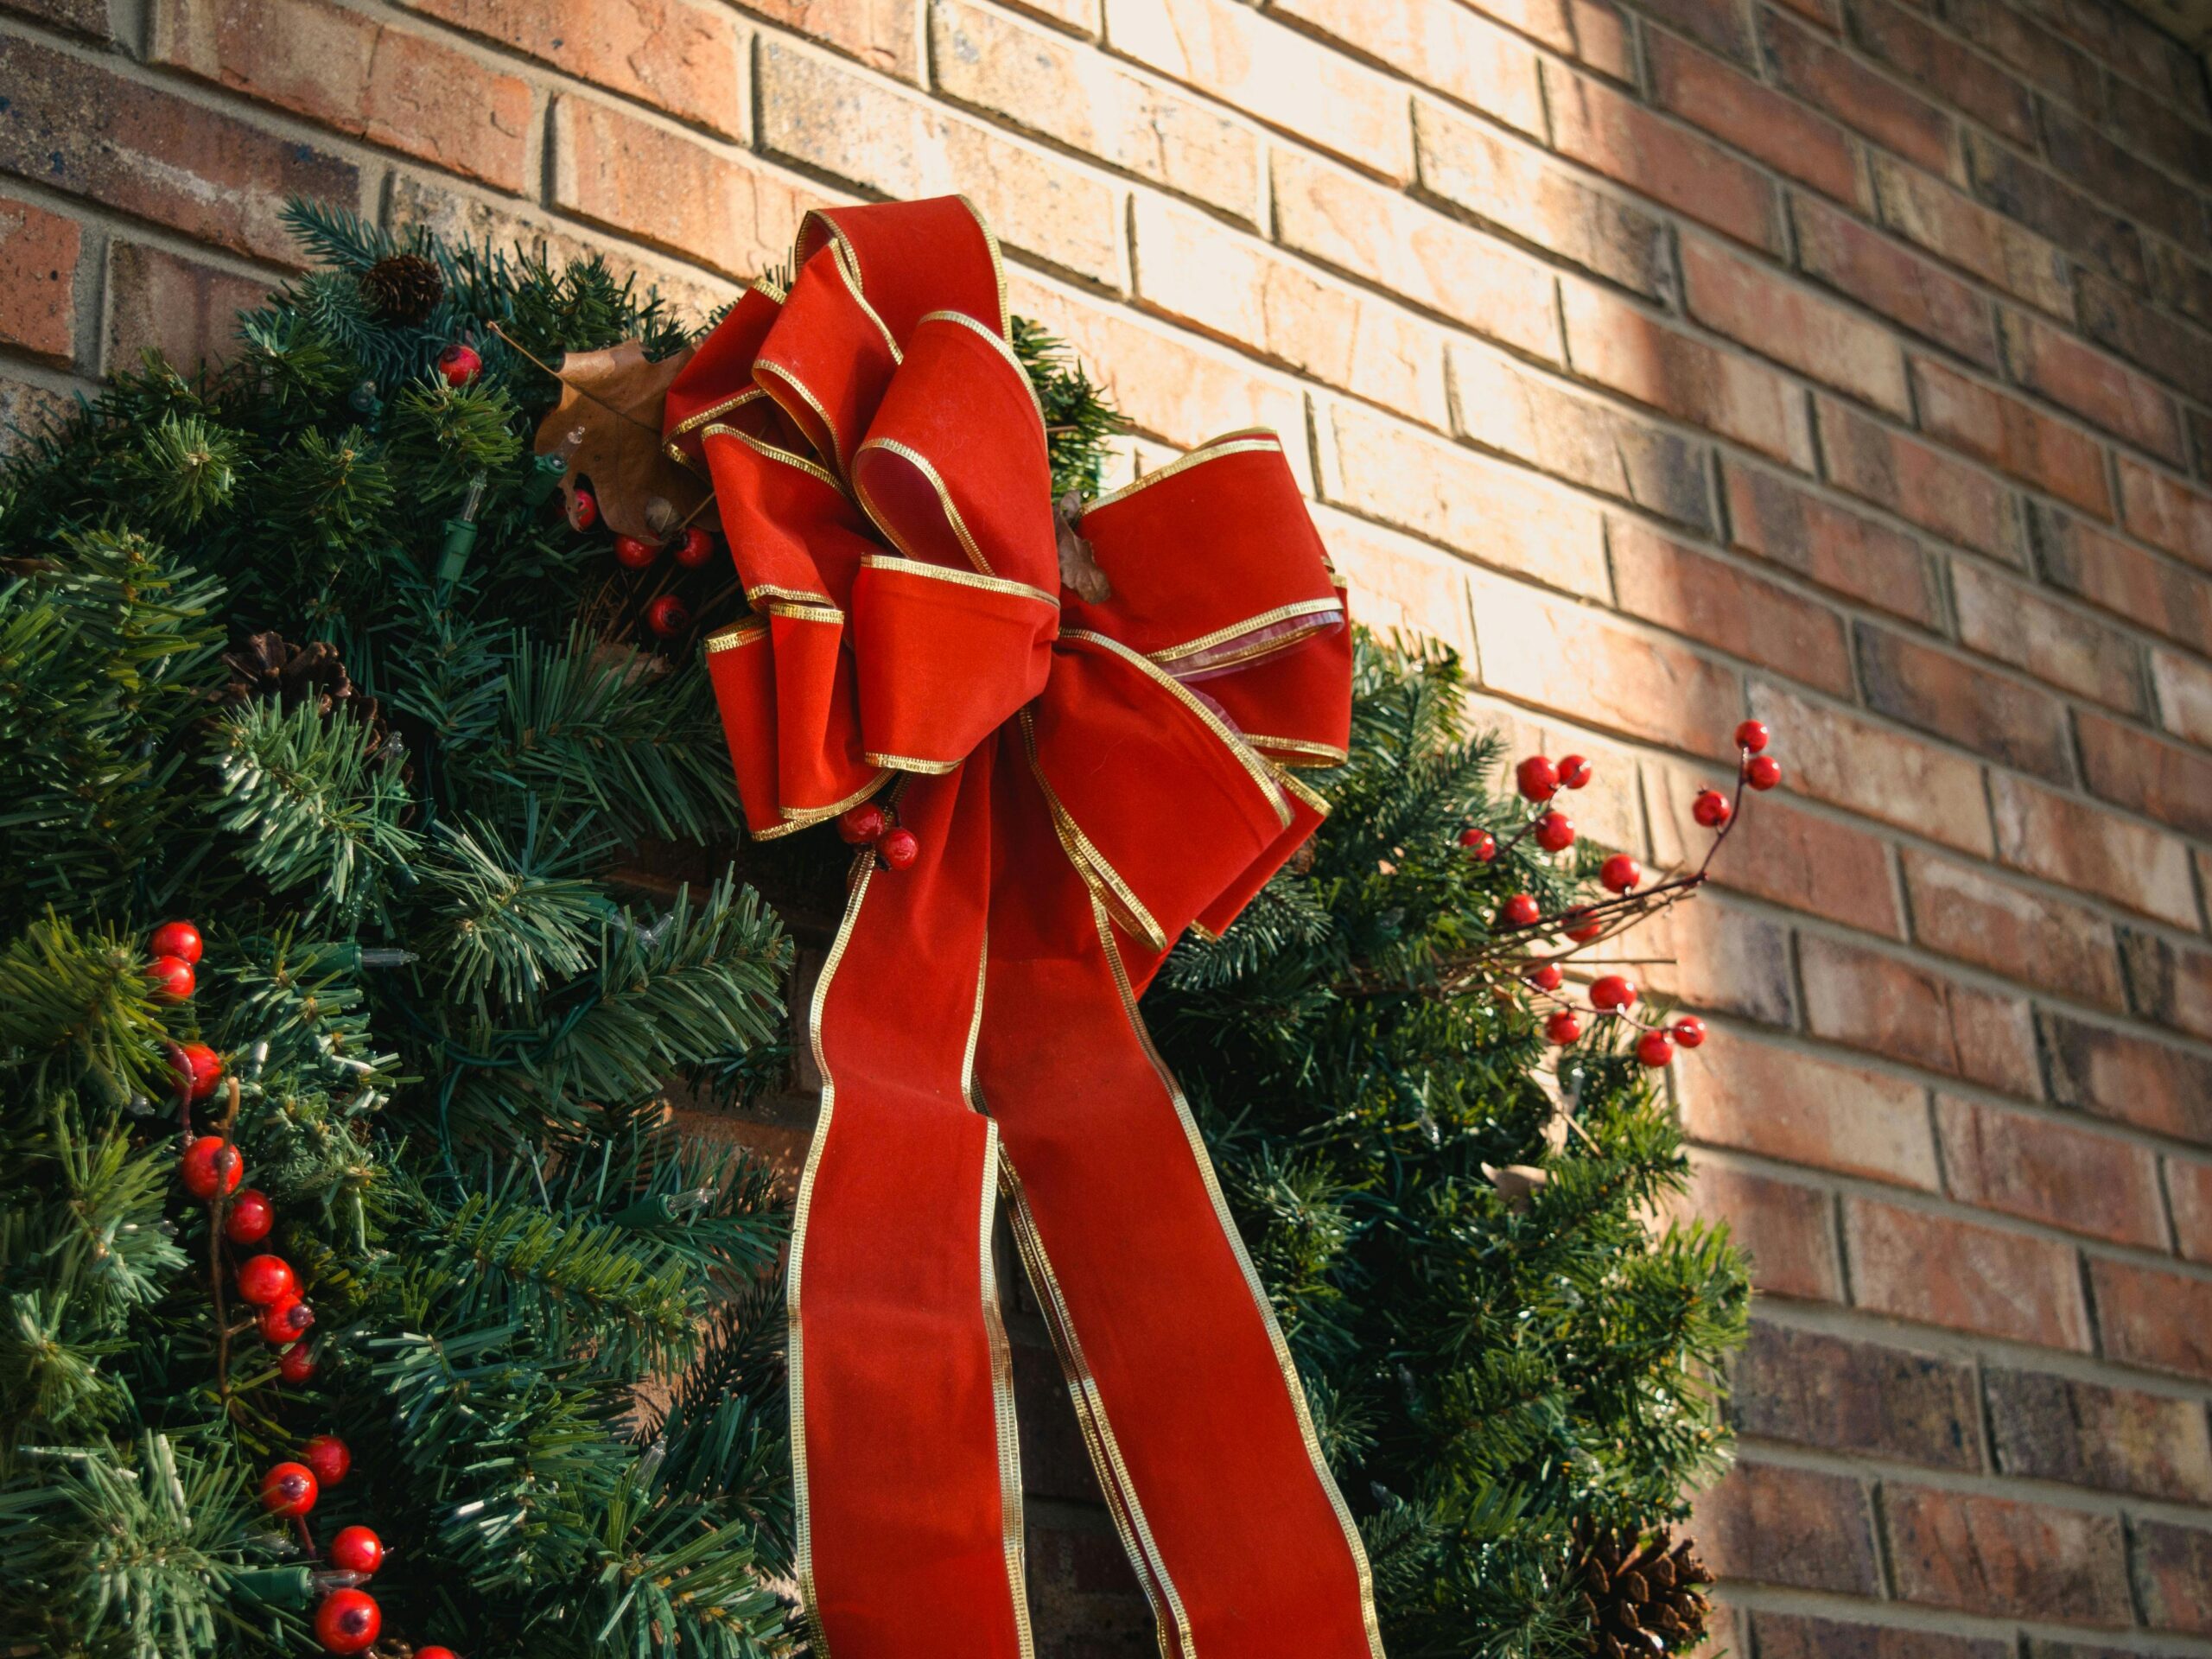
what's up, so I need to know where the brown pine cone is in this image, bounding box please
[359,251,443,326]
[1576,1524,1713,1656]
[221,632,382,734]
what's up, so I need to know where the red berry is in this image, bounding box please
[1527,963,1563,992]
[1590,975,1637,1012]
[435,342,482,387]
[1599,854,1642,893]
[180,1135,242,1199]
[302,1434,352,1486]
[1515,754,1559,802]
[1533,810,1575,853]
[169,1042,223,1103]
[838,803,887,845]
[416,1650,458,1659]
[279,1343,317,1383]
[1674,1015,1708,1049]
[260,1297,315,1344]
[613,534,658,570]
[1544,1008,1582,1045]
[1562,908,1604,944]
[645,594,690,639]
[261,1461,320,1517]
[329,1526,384,1576]
[237,1254,298,1306]
[225,1189,275,1244]
[1735,719,1770,753]
[1499,893,1541,928]
[315,1589,382,1655]
[878,826,920,871]
[1745,754,1783,791]
[1691,789,1732,830]
[147,955,196,1002]
[567,487,599,532]
[1458,826,1497,861]
[1556,753,1592,790]
[149,919,203,963]
[673,526,715,568]
[1636,1030,1676,1069]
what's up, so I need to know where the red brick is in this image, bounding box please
[1910,357,2112,518]
[1993,773,2199,929]
[1855,625,2073,783]
[1759,8,1958,176]
[2149,240,2212,333]
[0,0,113,35]
[729,0,919,79]
[1986,1365,2212,1503]
[2118,455,2212,575]
[1460,0,1635,78]
[1999,310,2187,465]
[2040,98,2208,252]
[1543,62,1784,253]
[2170,1155,2212,1262]
[1929,0,2104,110]
[1725,462,1944,626]
[1936,1093,2165,1246]
[2076,709,2212,841]
[1904,847,2125,1007]
[2120,928,2212,1045]
[1684,1160,1845,1299]
[1867,150,2073,316]
[1679,1032,1936,1185]
[1800,933,2041,1095]
[1952,559,2146,715]
[2154,645,2212,748]
[1639,0,1759,61]
[2102,88,2212,188]
[1448,344,1715,531]
[398,0,745,136]
[1689,1459,1881,1593]
[1790,192,1997,368]
[1884,1484,2133,1624]
[1563,282,1815,468]
[1648,31,1866,207]
[153,0,535,191]
[2077,272,2212,412]
[0,196,79,369]
[1598,896,1800,1027]
[2134,1520,2212,1635]
[1750,682,1993,854]
[1756,1615,2008,1659]
[2101,3,2212,121]
[101,242,268,376]
[1844,0,2037,142]
[1611,519,1854,692]
[2031,503,2212,654]
[0,36,359,267]
[1682,235,1909,415]
[1269,0,1547,136]
[1817,396,2023,563]
[1847,1193,2090,1346]
[1653,769,1906,935]
[1962,129,2144,287]
[1731,1320,1982,1468]
[2089,1256,2212,1380]
[2041,1009,2212,1144]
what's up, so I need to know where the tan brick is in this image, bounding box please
[3,0,113,36]
[1690,1460,1881,1594]
[1319,401,1608,597]
[0,196,79,369]
[1412,101,1669,299]
[2041,1009,2212,1146]
[1986,1364,2212,1503]
[1867,152,2073,317]
[1903,847,2125,1007]
[1725,462,1943,627]
[2154,645,2212,747]
[1268,0,1545,135]
[1449,343,1714,531]
[1599,893,1799,1026]
[734,0,920,79]
[1884,1485,2133,1624]
[101,241,267,375]
[1611,519,1853,695]
[1761,8,1957,177]
[0,374,71,457]
[2118,455,2212,575]
[1561,281,1815,470]
[1910,357,2112,520]
[1272,148,1560,362]
[1817,397,2023,563]
[757,41,1122,288]
[1799,933,2041,1096]
[931,1,1258,220]
[153,0,535,191]
[1649,30,1866,207]
[1936,1095,2165,1247]
[1461,0,1633,79]
[1545,61,1784,253]
[1990,772,2199,930]
[1677,1033,1937,1188]
[1845,0,2037,143]
[1683,1160,1843,1300]
[1310,505,1477,664]
[2001,309,2186,466]
[398,0,744,136]
[1747,682,1993,855]
[1951,560,2146,715]
[1650,766,1907,937]
[1682,234,1908,416]
[1845,1194,2092,1348]
[1104,0,1414,177]
[1855,626,2073,783]
[2089,1256,2212,1380]
[1790,191,1998,368]
[1732,1320,1982,1469]
[1129,195,1443,425]
[2030,502,2212,655]
[2075,709,2212,842]
[2168,1156,2212,1263]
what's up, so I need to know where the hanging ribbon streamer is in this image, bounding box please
[665,195,1382,1659]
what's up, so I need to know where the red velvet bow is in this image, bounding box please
[668,196,1382,1659]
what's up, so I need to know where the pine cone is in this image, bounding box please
[1576,1524,1713,1656]
[359,251,443,326]
[221,632,382,734]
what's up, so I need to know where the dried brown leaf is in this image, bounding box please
[532,339,707,543]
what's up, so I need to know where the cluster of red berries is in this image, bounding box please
[259,1436,453,1656]
[1539,976,1708,1068]
[837,799,920,870]
[610,527,716,639]
[149,920,228,1114]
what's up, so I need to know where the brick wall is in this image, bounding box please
[9,0,2212,1652]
